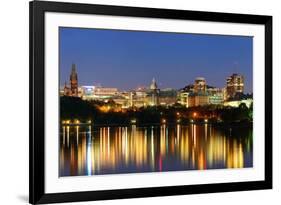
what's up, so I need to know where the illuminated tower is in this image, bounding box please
[70,63,78,96]
[149,78,159,106]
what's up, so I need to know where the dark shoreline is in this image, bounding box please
[61,121,253,128]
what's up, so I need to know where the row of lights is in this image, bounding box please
[161,118,208,124]
[62,120,92,124]
[62,112,206,125]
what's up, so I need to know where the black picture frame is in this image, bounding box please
[29,0,272,204]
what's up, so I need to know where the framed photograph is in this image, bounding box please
[29,0,272,204]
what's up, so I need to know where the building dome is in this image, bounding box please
[150,78,158,90]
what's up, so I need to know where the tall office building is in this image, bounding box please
[226,73,244,99]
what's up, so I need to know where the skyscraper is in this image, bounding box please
[226,73,244,99]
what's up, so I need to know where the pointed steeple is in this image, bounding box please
[71,63,76,73]
[69,63,78,96]
[150,77,157,90]
[70,63,77,81]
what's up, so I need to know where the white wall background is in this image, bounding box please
[0,0,279,204]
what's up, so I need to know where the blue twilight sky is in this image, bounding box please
[59,27,253,93]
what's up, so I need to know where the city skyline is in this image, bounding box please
[60,27,253,93]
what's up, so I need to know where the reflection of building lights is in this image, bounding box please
[59,121,250,175]
[87,133,92,176]
[62,120,70,124]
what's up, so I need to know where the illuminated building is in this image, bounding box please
[117,81,177,108]
[194,77,207,93]
[81,86,95,100]
[80,85,119,101]
[179,92,189,106]
[184,77,209,107]
[158,88,178,106]
[148,78,159,106]
[129,88,148,108]
[226,73,244,99]
[209,93,224,105]
[63,63,79,97]
[93,86,118,98]
[207,87,224,105]
[180,77,226,107]
[188,93,209,107]
[112,95,130,108]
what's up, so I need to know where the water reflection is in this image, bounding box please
[59,124,253,176]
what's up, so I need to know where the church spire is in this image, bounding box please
[70,63,78,81]
[71,63,76,73]
[150,77,157,90]
[69,63,78,96]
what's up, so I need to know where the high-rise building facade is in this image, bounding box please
[226,73,244,99]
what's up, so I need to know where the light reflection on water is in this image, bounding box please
[59,124,253,176]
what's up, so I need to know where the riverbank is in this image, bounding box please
[61,120,253,128]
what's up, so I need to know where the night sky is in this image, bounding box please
[59,27,253,93]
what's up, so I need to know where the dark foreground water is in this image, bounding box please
[59,124,253,177]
